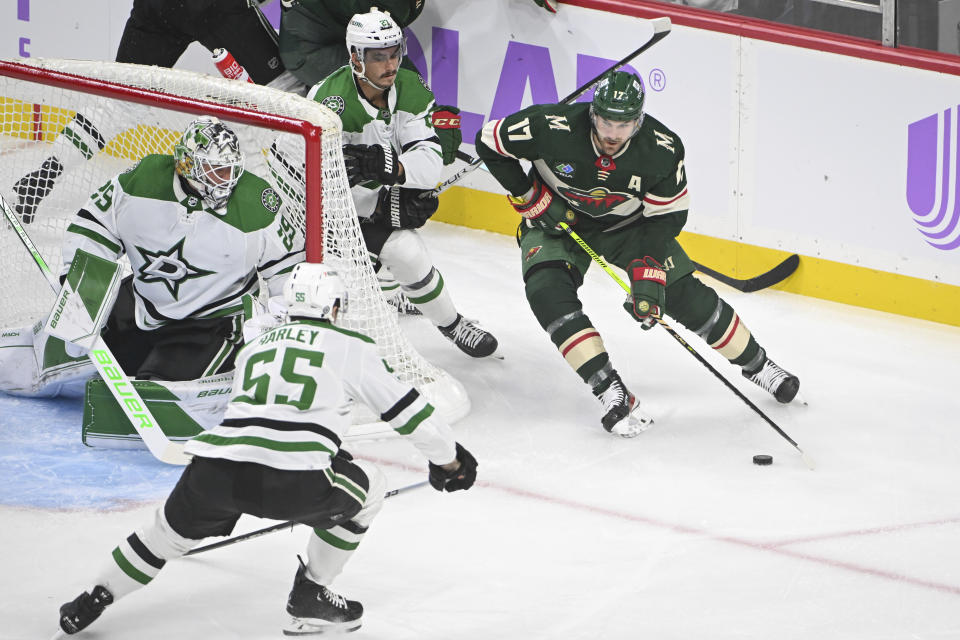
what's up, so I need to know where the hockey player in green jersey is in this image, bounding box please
[475,70,800,436]
[56,262,478,636]
[308,8,499,358]
[59,115,304,382]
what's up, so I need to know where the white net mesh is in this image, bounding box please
[0,58,468,423]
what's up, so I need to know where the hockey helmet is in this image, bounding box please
[590,71,646,124]
[174,116,244,210]
[345,8,406,81]
[284,262,349,322]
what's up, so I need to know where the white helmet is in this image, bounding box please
[345,8,406,81]
[174,116,244,210]
[283,262,348,322]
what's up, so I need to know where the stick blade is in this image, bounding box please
[159,442,192,466]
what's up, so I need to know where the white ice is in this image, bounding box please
[2,222,959,640]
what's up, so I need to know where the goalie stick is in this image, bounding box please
[428,16,673,197]
[0,195,191,466]
[693,254,800,293]
[557,221,815,470]
[185,479,431,556]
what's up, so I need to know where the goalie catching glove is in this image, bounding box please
[428,442,478,492]
[430,105,462,166]
[342,143,403,187]
[624,256,666,330]
[371,187,439,229]
[508,178,576,235]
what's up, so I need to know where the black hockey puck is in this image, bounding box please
[753,454,773,466]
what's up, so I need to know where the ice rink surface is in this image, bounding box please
[2,222,959,639]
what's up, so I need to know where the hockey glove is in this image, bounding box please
[508,179,576,236]
[373,187,439,229]
[342,143,402,187]
[624,256,666,330]
[428,442,478,492]
[531,0,558,13]
[431,105,462,166]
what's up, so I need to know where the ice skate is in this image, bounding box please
[439,314,498,358]
[284,560,362,636]
[11,156,63,224]
[386,291,422,316]
[742,348,799,403]
[594,373,653,438]
[58,585,113,635]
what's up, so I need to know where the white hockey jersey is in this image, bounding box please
[186,318,458,470]
[307,66,442,218]
[61,154,304,329]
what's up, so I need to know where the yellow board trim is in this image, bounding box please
[434,186,960,328]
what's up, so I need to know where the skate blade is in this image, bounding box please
[611,408,655,439]
[283,616,362,636]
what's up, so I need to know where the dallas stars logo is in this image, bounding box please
[135,238,214,300]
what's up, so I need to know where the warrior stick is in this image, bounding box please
[692,254,800,293]
[1,195,190,465]
[429,16,672,197]
[185,480,431,556]
[557,221,815,470]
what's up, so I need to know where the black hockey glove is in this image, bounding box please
[430,105,462,165]
[342,143,402,187]
[373,187,439,230]
[508,178,576,236]
[428,443,478,492]
[623,256,666,330]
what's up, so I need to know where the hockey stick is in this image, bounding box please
[185,479,431,556]
[557,221,815,469]
[693,254,800,293]
[0,195,191,466]
[428,16,672,197]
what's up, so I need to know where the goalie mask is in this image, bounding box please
[346,8,406,89]
[283,262,349,322]
[590,71,646,143]
[174,116,244,210]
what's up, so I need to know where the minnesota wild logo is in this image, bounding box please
[557,185,631,214]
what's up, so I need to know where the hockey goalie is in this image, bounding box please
[0,115,304,446]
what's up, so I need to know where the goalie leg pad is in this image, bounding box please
[82,372,234,448]
[0,326,92,397]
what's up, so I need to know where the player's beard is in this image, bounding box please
[593,131,627,156]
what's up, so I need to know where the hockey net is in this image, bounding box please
[0,58,469,427]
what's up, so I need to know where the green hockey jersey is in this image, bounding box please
[476,102,691,229]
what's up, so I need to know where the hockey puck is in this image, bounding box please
[752,454,773,466]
